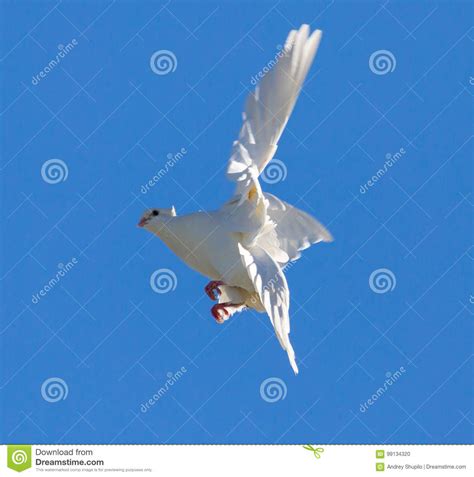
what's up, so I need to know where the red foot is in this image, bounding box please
[211,303,231,324]
[205,281,224,301]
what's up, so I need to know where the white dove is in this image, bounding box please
[138,25,332,374]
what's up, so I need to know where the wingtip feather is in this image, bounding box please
[289,351,299,375]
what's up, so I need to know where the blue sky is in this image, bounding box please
[1,0,472,444]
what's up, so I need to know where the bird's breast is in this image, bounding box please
[153,213,254,291]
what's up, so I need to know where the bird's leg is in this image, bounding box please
[205,281,225,301]
[211,302,246,324]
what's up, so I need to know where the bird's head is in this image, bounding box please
[137,207,176,231]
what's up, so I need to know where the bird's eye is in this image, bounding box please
[152,210,159,216]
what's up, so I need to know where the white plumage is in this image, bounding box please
[138,25,332,374]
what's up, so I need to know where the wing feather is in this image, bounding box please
[227,25,322,190]
[265,193,333,264]
[238,243,298,374]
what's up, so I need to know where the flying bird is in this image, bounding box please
[138,25,332,374]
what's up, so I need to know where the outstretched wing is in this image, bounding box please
[226,25,322,193]
[238,243,298,374]
[265,193,333,264]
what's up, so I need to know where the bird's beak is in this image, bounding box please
[137,218,147,228]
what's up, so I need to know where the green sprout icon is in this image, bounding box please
[303,445,324,459]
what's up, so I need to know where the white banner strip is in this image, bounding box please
[2,444,473,476]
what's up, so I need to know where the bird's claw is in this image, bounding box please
[211,303,230,324]
[205,281,224,301]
